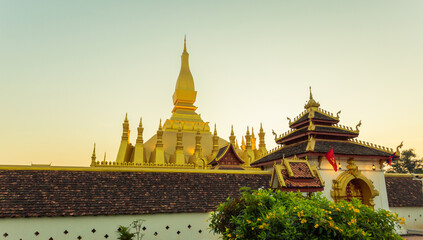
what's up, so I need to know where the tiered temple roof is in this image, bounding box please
[252,88,396,167]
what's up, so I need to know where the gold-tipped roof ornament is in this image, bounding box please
[304,86,320,111]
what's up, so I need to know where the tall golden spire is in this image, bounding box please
[165,37,210,133]
[251,127,256,150]
[156,119,163,148]
[258,123,266,149]
[305,86,320,111]
[150,119,165,165]
[116,113,131,164]
[245,126,252,150]
[90,143,96,167]
[134,117,145,165]
[212,124,219,153]
[136,117,144,144]
[229,125,236,145]
[121,113,130,141]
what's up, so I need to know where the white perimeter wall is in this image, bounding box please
[0,212,220,240]
[390,207,423,233]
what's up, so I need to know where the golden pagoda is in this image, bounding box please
[91,38,266,170]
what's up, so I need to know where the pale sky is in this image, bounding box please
[0,0,422,166]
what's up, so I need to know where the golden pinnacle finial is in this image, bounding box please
[260,122,263,132]
[159,119,162,130]
[309,86,313,100]
[214,124,217,135]
[90,143,96,166]
[246,126,250,135]
[103,152,106,162]
[184,35,187,53]
[231,125,234,135]
[139,117,143,127]
[304,86,320,110]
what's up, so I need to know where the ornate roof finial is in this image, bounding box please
[184,34,187,53]
[260,122,263,132]
[125,113,128,122]
[139,117,142,127]
[214,123,217,135]
[304,86,320,111]
[159,119,162,130]
[309,86,313,100]
[92,143,96,156]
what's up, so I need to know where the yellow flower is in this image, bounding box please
[314,224,319,228]
[301,219,307,223]
[257,218,261,221]
[227,234,231,237]
[246,220,251,224]
[328,216,332,220]
[252,227,255,230]
[259,225,264,229]
[348,222,351,226]
[362,231,366,236]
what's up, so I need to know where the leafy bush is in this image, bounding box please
[117,226,135,240]
[209,188,404,240]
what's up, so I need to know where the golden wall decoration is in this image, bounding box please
[330,158,379,207]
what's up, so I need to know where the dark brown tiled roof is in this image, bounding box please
[385,176,423,207]
[0,170,270,218]
[314,126,357,135]
[291,111,339,127]
[253,140,392,166]
[314,140,392,157]
[289,162,314,178]
[278,126,357,144]
[281,170,322,188]
[252,141,308,165]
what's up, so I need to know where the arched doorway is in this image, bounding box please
[331,159,379,207]
[346,179,363,202]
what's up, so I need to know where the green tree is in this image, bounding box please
[389,149,423,174]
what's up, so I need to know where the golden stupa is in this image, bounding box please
[90,37,268,169]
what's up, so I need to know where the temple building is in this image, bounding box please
[0,39,422,239]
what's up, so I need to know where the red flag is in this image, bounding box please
[387,152,396,166]
[325,148,338,172]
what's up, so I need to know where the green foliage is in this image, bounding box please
[117,226,136,240]
[389,149,423,173]
[209,188,404,240]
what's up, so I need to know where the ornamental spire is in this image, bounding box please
[174,36,195,93]
[184,34,187,53]
[90,143,96,167]
[121,113,130,141]
[304,86,320,111]
[136,117,144,144]
[229,125,236,145]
